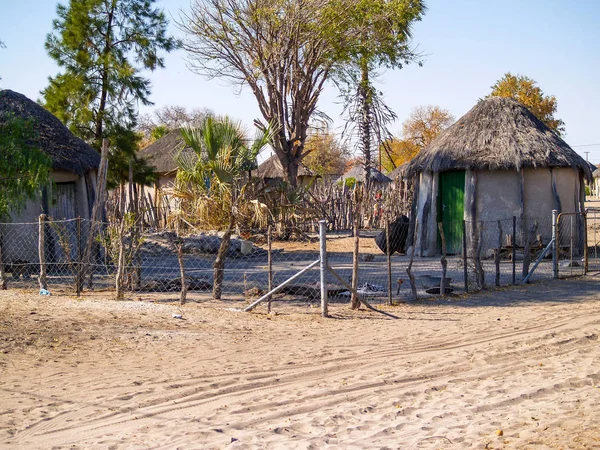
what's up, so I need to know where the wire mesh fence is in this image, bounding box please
[0,210,587,307]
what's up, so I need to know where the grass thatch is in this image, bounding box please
[252,153,314,179]
[337,165,392,184]
[406,97,591,181]
[0,90,100,175]
[138,129,192,175]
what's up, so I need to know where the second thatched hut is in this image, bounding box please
[406,97,590,256]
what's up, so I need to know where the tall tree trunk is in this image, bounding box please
[359,62,373,193]
[213,215,235,300]
[93,2,115,150]
[273,136,301,187]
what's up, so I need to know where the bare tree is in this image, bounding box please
[178,0,340,187]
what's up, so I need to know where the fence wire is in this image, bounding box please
[0,212,586,306]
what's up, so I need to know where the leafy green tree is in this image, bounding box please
[175,117,273,299]
[488,72,565,135]
[42,0,178,185]
[302,129,350,176]
[180,0,341,187]
[381,105,453,172]
[0,114,52,218]
[334,0,426,188]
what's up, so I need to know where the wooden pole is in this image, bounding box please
[406,220,418,300]
[438,222,448,296]
[76,217,82,297]
[386,218,392,305]
[38,214,47,291]
[351,211,360,310]
[115,219,126,299]
[319,220,328,318]
[495,220,502,287]
[177,239,187,305]
[512,216,517,285]
[82,138,109,290]
[552,210,558,279]
[581,213,589,275]
[267,225,273,313]
[462,220,468,293]
[0,229,6,290]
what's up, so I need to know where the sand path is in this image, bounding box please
[1,278,600,449]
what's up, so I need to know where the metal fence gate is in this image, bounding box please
[556,212,586,278]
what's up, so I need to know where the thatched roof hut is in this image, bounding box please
[253,154,313,179]
[337,166,392,186]
[388,163,409,181]
[406,97,590,180]
[138,129,188,175]
[0,90,100,264]
[408,97,588,256]
[0,89,100,174]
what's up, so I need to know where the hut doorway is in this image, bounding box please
[438,171,465,254]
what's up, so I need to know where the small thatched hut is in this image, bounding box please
[336,166,392,190]
[138,129,185,179]
[406,97,590,256]
[0,89,101,266]
[252,154,317,187]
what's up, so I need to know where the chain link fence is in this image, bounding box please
[0,210,588,307]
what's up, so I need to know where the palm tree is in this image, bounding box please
[175,116,273,299]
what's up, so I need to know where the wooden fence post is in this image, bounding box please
[386,218,392,305]
[267,225,273,313]
[512,216,517,285]
[0,228,6,290]
[38,214,47,291]
[438,222,448,296]
[462,220,468,293]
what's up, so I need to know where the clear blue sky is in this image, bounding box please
[1,0,599,162]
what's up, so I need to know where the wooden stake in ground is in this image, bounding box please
[115,218,126,300]
[81,138,109,291]
[267,225,273,313]
[38,214,47,291]
[522,220,539,279]
[0,231,6,290]
[406,220,418,300]
[386,218,393,305]
[495,220,502,286]
[438,222,448,296]
[177,238,187,305]
[351,191,361,310]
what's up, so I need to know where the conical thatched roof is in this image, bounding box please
[406,97,591,181]
[253,154,313,178]
[388,163,409,180]
[138,129,189,175]
[0,90,100,175]
[338,165,392,184]
[592,168,600,179]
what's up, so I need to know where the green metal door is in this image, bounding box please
[438,171,465,254]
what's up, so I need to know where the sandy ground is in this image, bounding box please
[2,276,600,449]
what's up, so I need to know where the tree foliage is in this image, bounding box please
[138,105,214,147]
[333,0,426,186]
[42,0,177,185]
[180,0,424,186]
[180,0,339,187]
[381,105,454,171]
[174,116,273,299]
[488,72,565,136]
[43,0,178,147]
[302,129,350,176]
[0,114,52,218]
